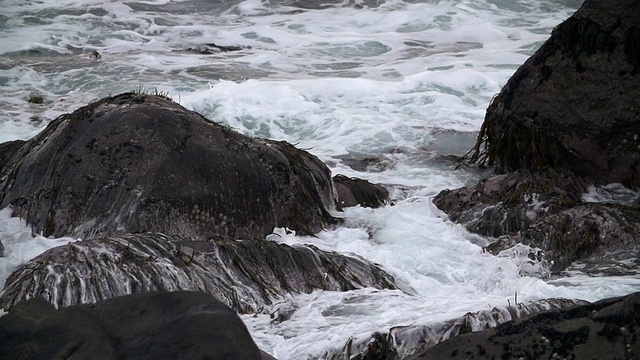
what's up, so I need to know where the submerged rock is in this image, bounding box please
[333,174,393,209]
[0,233,396,312]
[184,43,249,54]
[407,291,640,360]
[0,291,264,360]
[466,0,640,187]
[0,92,338,239]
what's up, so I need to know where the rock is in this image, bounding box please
[184,43,249,54]
[465,0,640,187]
[433,169,587,238]
[434,169,640,272]
[333,174,392,209]
[0,92,338,239]
[406,291,640,360]
[0,232,397,311]
[28,95,44,104]
[325,298,584,360]
[0,291,264,360]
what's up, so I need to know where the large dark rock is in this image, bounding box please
[0,291,264,360]
[466,0,640,187]
[0,92,338,239]
[0,233,397,312]
[436,0,640,272]
[406,291,640,360]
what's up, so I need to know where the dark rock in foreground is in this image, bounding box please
[0,291,263,360]
[0,233,396,312]
[0,92,338,239]
[407,291,640,360]
[466,0,640,187]
[333,174,392,209]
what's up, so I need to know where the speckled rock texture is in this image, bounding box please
[0,92,338,239]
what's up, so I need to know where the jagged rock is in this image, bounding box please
[434,169,640,272]
[466,0,640,187]
[433,169,587,238]
[406,291,640,360]
[0,92,338,240]
[325,298,584,360]
[0,291,264,360]
[0,233,396,312]
[333,174,392,209]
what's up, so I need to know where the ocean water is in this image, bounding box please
[2,0,639,358]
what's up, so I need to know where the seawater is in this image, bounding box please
[2,0,639,359]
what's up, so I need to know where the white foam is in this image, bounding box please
[0,208,77,293]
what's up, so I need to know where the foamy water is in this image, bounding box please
[2,0,639,358]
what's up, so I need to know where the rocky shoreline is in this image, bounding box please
[1,0,640,359]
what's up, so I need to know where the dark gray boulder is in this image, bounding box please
[0,232,396,312]
[0,291,264,360]
[0,92,338,239]
[406,291,640,360]
[333,174,392,209]
[466,0,640,187]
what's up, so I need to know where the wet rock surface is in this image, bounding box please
[0,291,264,360]
[333,174,393,209]
[466,0,640,187]
[435,0,640,272]
[430,2,640,357]
[326,298,585,360]
[434,169,640,272]
[0,232,396,312]
[407,291,640,360]
[0,92,338,240]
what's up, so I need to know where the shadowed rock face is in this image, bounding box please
[0,92,338,239]
[0,291,264,360]
[0,233,396,312]
[467,0,640,187]
[406,292,640,360]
